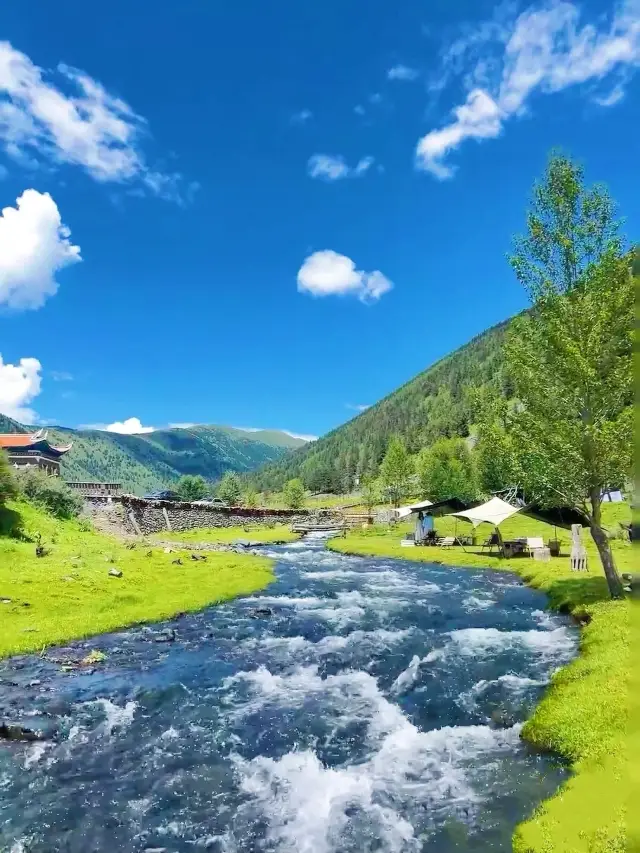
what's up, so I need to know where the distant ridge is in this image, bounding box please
[0,419,306,494]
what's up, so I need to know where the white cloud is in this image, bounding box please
[347,403,371,412]
[297,250,393,303]
[104,417,155,435]
[291,109,313,124]
[236,426,317,442]
[417,0,640,178]
[308,154,350,181]
[0,41,183,198]
[354,104,366,116]
[50,370,73,381]
[307,153,377,181]
[387,64,419,81]
[0,353,42,422]
[354,155,375,175]
[0,189,81,310]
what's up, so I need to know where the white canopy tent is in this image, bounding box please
[396,499,433,519]
[449,496,522,528]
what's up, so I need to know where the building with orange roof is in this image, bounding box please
[0,429,73,476]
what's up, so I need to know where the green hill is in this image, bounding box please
[248,319,511,493]
[0,420,306,494]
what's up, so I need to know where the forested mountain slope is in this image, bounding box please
[248,320,511,493]
[0,419,305,494]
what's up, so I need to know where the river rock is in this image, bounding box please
[0,722,49,742]
[154,629,176,643]
[250,607,273,619]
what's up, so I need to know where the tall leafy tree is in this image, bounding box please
[360,475,381,514]
[379,436,413,507]
[217,472,242,506]
[504,153,632,598]
[176,474,208,502]
[418,437,478,502]
[243,488,259,509]
[283,478,305,509]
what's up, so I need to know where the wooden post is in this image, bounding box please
[127,511,142,536]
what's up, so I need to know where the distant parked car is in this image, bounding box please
[192,498,224,506]
[143,490,182,501]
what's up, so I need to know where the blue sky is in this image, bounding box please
[0,0,638,440]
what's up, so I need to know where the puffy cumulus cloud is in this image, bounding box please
[104,417,155,435]
[297,250,393,303]
[0,353,42,422]
[417,0,640,178]
[0,41,184,199]
[387,64,419,81]
[307,154,376,181]
[0,189,80,310]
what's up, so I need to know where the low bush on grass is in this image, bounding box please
[15,468,84,519]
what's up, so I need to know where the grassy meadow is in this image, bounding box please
[330,503,632,853]
[152,523,301,545]
[0,500,275,659]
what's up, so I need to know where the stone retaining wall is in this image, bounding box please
[117,495,340,536]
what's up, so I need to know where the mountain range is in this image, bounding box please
[0,416,306,494]
[1,317,510,495]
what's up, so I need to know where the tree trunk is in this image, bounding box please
[588,495,625,599]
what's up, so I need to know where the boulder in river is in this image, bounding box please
[0,722,49,742]
[250,607,273,619]
[154,629,177,643]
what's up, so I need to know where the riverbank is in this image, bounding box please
[0,501,275,659]
[151,523,301,546]
[329,511,631,853]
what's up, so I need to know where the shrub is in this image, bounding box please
[0,450,17,505]
[16,468,84,519]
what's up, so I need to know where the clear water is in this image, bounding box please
[0,534,578,852]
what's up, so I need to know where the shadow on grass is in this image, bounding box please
[0,505,24,539]
[544,575,610,613]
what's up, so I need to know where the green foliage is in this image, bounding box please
[217,471,242,505]
[510,151,622,298]
[502,153,632,597]
[282,478,305,509]
[242,488,259,509]
[472,388,519,494]
[176,474,209,501]
[360,475,381,513]
[379,436,413,507]
[417,437,478,502]
[0,450,17,505]
[16,469,84,519]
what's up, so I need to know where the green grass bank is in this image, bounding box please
[329,505,631,853]
[152,523,300,546]
[0,500,275,659]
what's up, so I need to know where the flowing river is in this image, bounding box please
[0,534,578,852]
